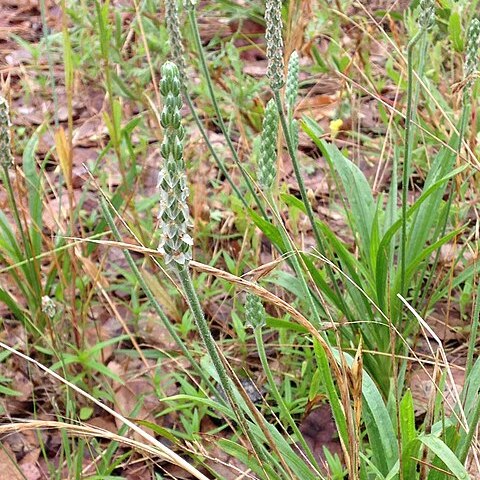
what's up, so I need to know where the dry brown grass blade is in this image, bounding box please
[0,420,165,459]
[61,237,339,333]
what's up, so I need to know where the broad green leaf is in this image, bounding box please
[400,390,420,479]
[313,341,349,451]
[419,434,469,480]
[266,317,309,333]
[448,9,464,52]
[248,208,286,252]
[0,287,26,323]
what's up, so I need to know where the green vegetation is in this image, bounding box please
[1,0,480,478]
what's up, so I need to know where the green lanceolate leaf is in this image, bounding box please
[419,434,469,480]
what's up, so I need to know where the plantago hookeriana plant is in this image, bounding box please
[158,62,274,467]
[158,60,232,393]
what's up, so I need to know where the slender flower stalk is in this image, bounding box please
[246,292,322,473]
[158,62,273,470]
[184,3,267,217]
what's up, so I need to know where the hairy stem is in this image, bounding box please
[175,266,275,476]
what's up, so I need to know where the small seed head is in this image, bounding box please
[157,62,193,267]
[265,0,285,91]
[245,293,266,329]
[258,99,278,191]
[0,97,13,168]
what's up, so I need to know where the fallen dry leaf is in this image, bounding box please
[0,442,24,480]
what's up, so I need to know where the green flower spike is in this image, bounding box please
[265,0,285,91]
[258,99,278,191]
[465,18,480,82]
[0,97,13,168]
[245,292,266,329]
[157,62,193,267]
[285,51,299,117]
[418,0,435,30]
[165,0,186,78]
